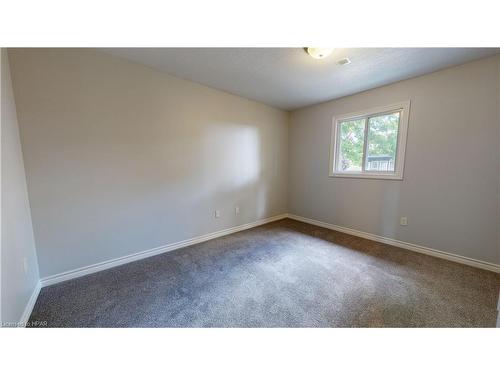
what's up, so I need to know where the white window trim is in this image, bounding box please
[329,100,411,180]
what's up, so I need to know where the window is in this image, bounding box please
[329,101,410,180]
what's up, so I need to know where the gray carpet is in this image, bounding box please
[29,219,500,327]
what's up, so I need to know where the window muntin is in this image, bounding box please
[330,102,409,180]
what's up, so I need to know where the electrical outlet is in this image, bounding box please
[400,217,408,226]
[235,206,240,215]
[214,210,221,218]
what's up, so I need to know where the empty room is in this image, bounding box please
[3,46,499,328]
[1,2,500,371]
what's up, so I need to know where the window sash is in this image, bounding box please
[363,110,401,173]
[336,117,366,173]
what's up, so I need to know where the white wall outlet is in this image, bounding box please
[214,210,221,218]
[23,257,28,274]
[400,217,408,226]
[235,206,240,215]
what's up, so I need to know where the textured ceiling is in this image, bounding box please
[102,48,500,110]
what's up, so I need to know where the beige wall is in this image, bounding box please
[289,55,500,265]
[9,49,289,278]
[1,49,40,324]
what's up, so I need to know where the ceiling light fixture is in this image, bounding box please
[306,48,334,59]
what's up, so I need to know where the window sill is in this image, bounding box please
[329,172,403,180]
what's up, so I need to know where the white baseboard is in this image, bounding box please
[40,214,288,287]
[287,214,500,274]
[19,281,41,327]
[37,211,500,291]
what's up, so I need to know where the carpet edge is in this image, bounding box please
[287,214,500,274]
[39,214,288,287]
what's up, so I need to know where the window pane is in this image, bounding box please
[365,112,400,172]
[336,118,365,172]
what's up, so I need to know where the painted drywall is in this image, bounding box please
[289,55,500,265]
[8,48,288,278]
[497,56,500,269]
[104,48,500,110]
[1,49,40,325]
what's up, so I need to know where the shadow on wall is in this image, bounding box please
[73,120,274,256]
[377,183,402,240]
[192,121,271,235]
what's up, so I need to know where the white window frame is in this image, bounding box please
[329,100,410,180]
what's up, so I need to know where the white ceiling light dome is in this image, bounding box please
[306,48,334,59]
